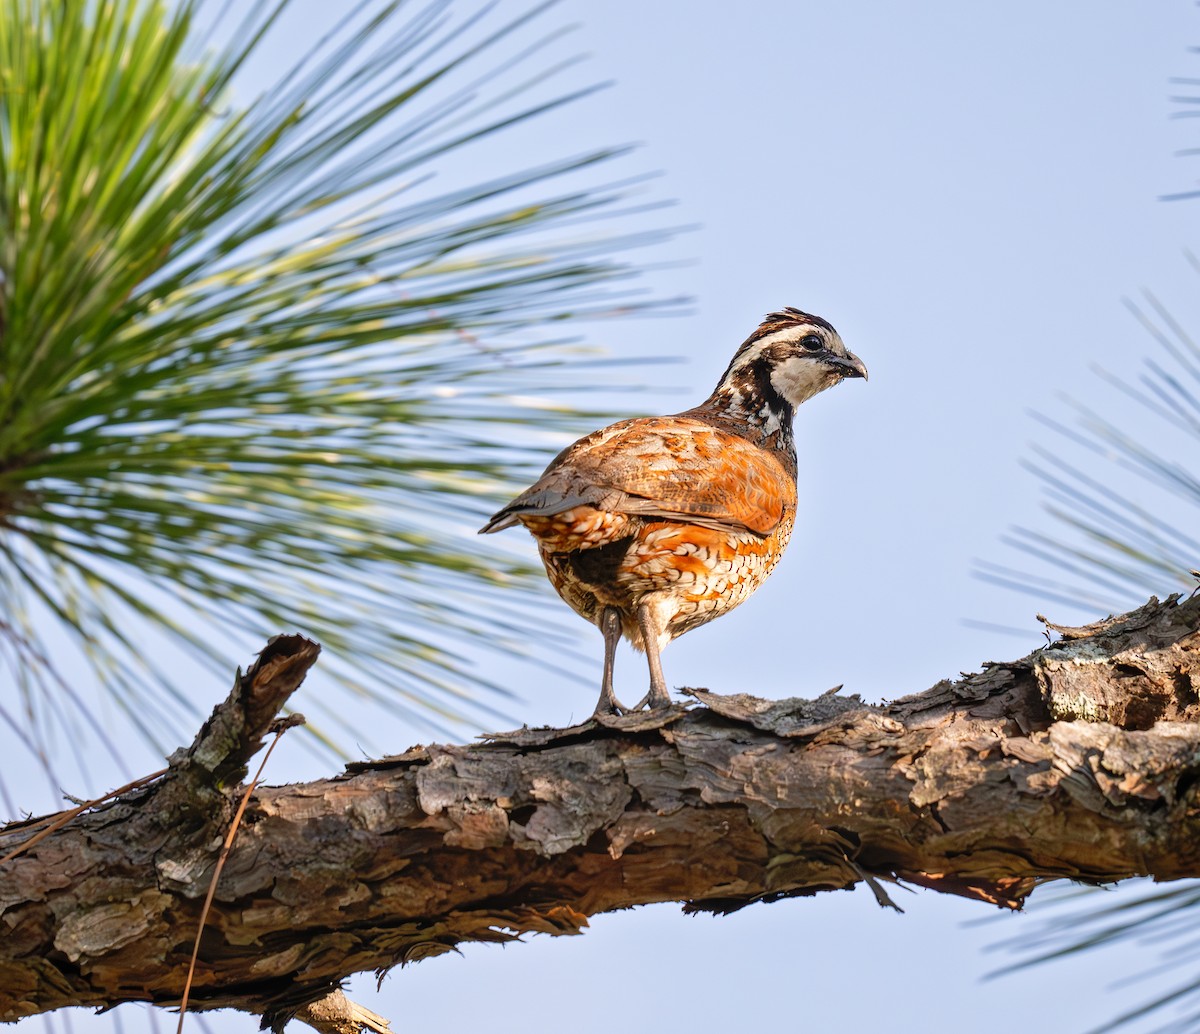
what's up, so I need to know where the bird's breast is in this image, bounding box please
[523,505,796,638]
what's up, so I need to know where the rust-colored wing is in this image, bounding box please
[480,417,794,536]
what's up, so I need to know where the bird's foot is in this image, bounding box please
[591,694,678,718]
[646,686,673,710]
[591,681,674,719]
[613,688,673,714]
[591,688,633,718]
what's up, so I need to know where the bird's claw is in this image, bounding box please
[591,690,674,719]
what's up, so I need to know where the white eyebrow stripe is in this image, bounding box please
[733,326,822,368]
[751,327,820,351]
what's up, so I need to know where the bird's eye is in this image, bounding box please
[799,334,824,352]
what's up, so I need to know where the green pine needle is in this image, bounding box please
[977,289,1200,615]
[0,0,681,778]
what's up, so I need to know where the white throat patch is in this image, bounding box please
[768,354,834,408]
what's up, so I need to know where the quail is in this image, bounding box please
[480,308,867,717]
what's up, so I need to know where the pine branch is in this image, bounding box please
[3,594,1199,1028]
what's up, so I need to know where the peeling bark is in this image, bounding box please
[2,595,1199,1029]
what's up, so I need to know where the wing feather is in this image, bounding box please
[480,418,793,536]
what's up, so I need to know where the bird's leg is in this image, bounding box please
[636,602,672,710]
[592,606,629,717]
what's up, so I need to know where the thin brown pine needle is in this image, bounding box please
[0,767,168,866]
[175,730,287,1034]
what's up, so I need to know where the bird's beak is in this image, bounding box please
[829,351,868,381]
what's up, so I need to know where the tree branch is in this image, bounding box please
[2,596,1199,1028]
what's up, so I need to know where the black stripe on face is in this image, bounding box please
[726,326,825,379]
[718,350,793,424]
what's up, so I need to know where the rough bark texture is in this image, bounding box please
[2,595,1199,1029]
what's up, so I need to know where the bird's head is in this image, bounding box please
[699,308,867,432]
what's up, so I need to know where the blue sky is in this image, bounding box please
[12,2,1200,1031]
[299,4,1200,1032]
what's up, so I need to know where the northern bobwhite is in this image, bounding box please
[480,308,867,716]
